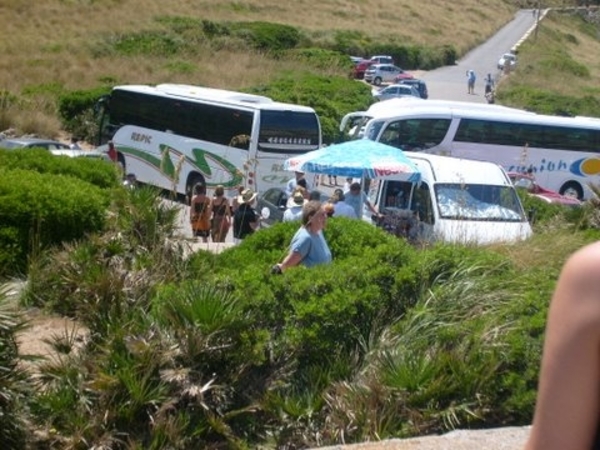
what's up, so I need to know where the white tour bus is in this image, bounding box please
[95,84,322,197]
[340,98,600,200]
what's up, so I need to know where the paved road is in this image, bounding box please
[420,8,539,102]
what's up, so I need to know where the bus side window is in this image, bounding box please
[411,183,434,224]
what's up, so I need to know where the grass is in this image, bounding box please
[497,9,600,115]
[0,0,521,138]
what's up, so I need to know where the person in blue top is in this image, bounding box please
[344,182,380,219]
[271,200,332,273]
[467,69,476,94]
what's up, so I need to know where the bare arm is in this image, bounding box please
[525,242,600,450]
[278,251,304,272]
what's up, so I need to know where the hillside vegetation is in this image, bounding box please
[0,0,584,140]
[2,1,600,449]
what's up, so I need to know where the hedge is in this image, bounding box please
[0,167,111,277]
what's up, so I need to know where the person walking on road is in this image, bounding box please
[466,70,476,94]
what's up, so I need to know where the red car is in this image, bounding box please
[508,172,582,207]
[393,70,415,83]
[352,59,373,79]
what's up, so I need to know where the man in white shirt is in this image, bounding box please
[283,189,306,222]
[286,171,311,196]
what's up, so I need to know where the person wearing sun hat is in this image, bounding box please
[283,187,307,222]
[233,188,259,243]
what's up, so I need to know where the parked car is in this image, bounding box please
[50,149,112,161]
[349,56,364,65]
[508,172,582,207]
[395,79,429,99]
[497,52,517,70]
[0,137,70,150]
[391,70,414,83]
[352,59,373,79]
[257,187,329,226]
[370,55,394,65]
[372,84,422,102]
[364,64,410,86]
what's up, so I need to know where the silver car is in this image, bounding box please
[364,64,407,86]
[373,84,422,102]
[497,53,517,70]
[0,137,70,150]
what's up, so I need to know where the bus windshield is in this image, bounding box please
[258,110,321,153]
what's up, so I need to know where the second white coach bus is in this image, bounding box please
[340,98,600,200]
[96,83,322,197]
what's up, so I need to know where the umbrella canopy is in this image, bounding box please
[284,139,421,182]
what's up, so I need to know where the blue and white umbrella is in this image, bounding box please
[284,139,421,182]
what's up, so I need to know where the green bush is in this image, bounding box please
[57,86,111,139]
[230,21,302,51]
[0,148,120,190]
[112,31,186,56]
[288,48,353,71]
[498,85,600,117]
[0,167,109,277]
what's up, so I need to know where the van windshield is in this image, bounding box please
[434,183,525,222]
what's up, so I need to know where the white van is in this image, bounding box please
[366,152,532,245]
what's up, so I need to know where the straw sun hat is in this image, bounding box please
[237,188,257,204]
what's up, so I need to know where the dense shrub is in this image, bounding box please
[0,167,109,277]
[288,48,353,71]
[111,31,186,56]
[0,149,120,190]
[230,21,303,51]
[57,86,111,140]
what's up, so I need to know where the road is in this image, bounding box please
[420,8,539,102]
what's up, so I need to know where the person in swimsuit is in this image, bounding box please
[190,183,211,243]
[524,241,600,450]
[210,185,231,243]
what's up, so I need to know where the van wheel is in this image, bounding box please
[559,181,583,200]
[374,77,382,86]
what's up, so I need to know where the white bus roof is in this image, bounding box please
[366,97,534,118]
[363,99,600,130]
[112,84,317,113]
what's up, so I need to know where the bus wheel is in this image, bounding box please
[559,181,583,200]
